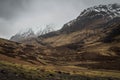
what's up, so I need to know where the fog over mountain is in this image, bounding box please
[0,0,120,39]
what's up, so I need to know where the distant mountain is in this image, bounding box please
[10,28,36,42]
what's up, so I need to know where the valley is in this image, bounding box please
[0,3,120,80]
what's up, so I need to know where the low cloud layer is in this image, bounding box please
[0,0,120,39]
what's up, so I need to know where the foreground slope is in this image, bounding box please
[1,38,120,80]
[0,38,48,65]
[1,61,120,80]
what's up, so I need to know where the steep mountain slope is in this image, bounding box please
[39,4,120,46]
[61,3,120,33]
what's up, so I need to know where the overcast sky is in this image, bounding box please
[0,0,120,39]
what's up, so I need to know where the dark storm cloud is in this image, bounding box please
[0,0,120,39]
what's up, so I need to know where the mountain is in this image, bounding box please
[2,3,120,80]
[60,3,120,33]
[37,4,120,70]
[10,28,36,42]
[10,4,120,45]
[8,3,120,66]
[39,3,120,46]
[9,3,120,65]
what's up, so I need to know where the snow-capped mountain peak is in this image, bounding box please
[80,3,120,18]
[18,28,35,38]
[10,28,35,42]
[61,3,120,33]
[64,4,120,28]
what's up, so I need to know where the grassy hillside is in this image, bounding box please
[0,61,120,80]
